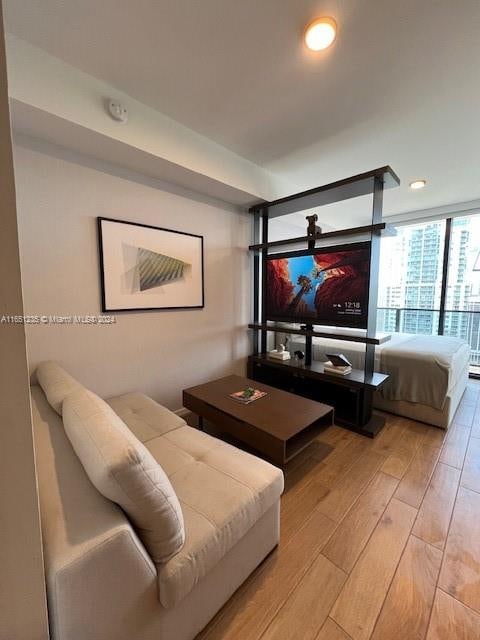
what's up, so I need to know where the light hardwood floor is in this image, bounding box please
[197,381,480,640]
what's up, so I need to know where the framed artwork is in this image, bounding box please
[97,217,204,312]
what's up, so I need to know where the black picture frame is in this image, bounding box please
[97,216,205,313]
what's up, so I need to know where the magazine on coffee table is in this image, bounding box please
[229,387,267,405]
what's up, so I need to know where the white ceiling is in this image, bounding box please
[4,0,480,215]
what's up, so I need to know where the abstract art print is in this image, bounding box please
[97,217,204,312]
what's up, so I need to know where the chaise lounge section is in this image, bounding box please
[31,362,284,640]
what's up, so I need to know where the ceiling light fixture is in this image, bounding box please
[304,17,337,51]
[409,179,427,190]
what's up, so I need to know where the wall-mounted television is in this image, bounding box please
[265,241,371,328]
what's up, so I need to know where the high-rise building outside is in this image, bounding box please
[377,214,480,372]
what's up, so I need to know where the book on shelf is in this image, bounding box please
[323,360,352,376]
[325,353,352,367]
[229,388,267,404]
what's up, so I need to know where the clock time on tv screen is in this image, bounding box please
[265,242,370,328]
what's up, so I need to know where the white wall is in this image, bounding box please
[14,142,252,409]
[0,7,49,638]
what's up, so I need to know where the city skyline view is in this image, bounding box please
[377,214,480,370]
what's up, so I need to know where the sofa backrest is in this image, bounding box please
[35,361,84,415]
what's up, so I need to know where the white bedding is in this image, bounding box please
[288,331,470,411]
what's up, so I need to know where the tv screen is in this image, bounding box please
[265,241,370,328]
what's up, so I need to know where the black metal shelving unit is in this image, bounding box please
[248,166,400,437]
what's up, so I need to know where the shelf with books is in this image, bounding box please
[249,354,388,391]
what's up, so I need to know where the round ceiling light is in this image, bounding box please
[409,179,427,190]
[305,17,337,51]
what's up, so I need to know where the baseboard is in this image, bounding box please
[174,407,190,418]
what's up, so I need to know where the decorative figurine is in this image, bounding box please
[306,213,322,237]
[268,341,291,361]
[294,350,305,361]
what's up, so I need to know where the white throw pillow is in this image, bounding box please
[36,361,84,415]
[62,388,185,563]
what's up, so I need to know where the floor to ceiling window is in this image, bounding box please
[377,214,480,375]
[377,219,446,336]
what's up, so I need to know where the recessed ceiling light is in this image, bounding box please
[305,17,337,51]
[409,180,427,190]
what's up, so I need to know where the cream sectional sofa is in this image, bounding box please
[31,363,283,640]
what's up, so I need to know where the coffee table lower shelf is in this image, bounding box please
[283,418,332,462]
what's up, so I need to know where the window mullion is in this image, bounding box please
[438,217,452,335]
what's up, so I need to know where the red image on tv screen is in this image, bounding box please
[266,243,370,328]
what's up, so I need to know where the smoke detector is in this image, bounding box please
[108,100,128,123]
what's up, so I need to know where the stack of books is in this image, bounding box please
[323,360,352,376]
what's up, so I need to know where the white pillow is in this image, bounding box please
[62,388,185,563]
[36,361,83,415]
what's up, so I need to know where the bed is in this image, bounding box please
[288,331,470,429]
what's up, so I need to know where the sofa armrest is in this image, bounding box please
[49,525,161,640]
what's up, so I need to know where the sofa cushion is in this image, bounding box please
[147,427,284,607]
[36,361,84,415]
[62,388,185,563]
[107,392,186,442]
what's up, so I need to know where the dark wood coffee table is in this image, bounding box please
[183,375,334,466]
